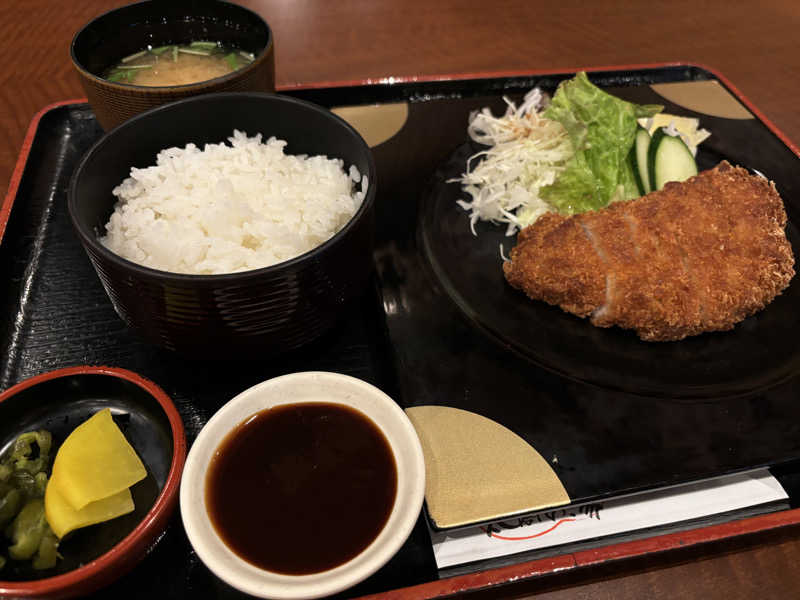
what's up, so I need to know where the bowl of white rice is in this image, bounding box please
[68,92,376,357]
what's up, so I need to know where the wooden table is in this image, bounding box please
[3,1,800,598]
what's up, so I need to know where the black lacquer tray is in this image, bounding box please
[367,66,800,523]
[3,64,800,598]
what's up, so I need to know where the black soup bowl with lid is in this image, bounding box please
[68,92,377,359]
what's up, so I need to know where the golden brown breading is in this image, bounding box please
[503,212,606,317]
[502,162,795,341]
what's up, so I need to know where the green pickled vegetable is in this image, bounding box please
[33,472,47,497]
[9,430,52,475]
[6,499,48,560]
[0,429,59,571]
[0,488,22,528]
[10,470,37,498]
[32,529,59,570]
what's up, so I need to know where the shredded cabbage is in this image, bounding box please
[451,88,573,236]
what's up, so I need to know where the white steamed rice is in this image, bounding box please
[101,130,368,275]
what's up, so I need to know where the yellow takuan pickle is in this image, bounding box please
[44,408,147,538]
[44,479,134,539]
[48,408,146,510]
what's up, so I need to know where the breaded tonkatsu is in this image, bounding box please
[502,162,795,341]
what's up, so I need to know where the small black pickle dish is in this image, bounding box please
[71,0,275,130]
[68,92,377,359]
[0,366,186,599]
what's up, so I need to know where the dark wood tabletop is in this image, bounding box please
[3,1,800,598]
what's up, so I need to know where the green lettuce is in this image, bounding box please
[541,72,662,214]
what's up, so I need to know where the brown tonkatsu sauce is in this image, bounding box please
[205,402,397,575]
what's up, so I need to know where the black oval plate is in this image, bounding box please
[420,142,800,399]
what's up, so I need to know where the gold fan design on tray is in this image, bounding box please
[649,80,752,119]
[405,405,570,529]
[332,103,408,147]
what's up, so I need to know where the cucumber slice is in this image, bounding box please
[631,127,652,195]
[647,128,698,191]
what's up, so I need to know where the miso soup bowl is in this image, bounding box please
[71,0,275,130]
[180,372,426,599]
[68,92,376,359]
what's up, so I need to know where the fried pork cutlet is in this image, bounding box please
[502,162,795,341]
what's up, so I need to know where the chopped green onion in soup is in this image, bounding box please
[104,41,256,86]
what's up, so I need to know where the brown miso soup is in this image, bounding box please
[103,41,255,86]
[205,402,397,575]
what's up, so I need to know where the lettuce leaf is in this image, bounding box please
[540,72,662,214]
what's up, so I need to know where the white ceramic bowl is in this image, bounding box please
[179,371,425,599]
